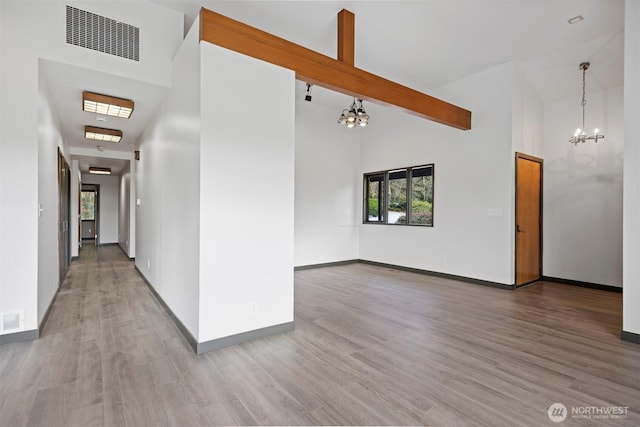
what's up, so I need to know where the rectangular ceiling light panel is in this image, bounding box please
[85,126,123,143]
[89,167,112,175]
[83,91,134,118]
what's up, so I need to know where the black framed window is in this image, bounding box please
[365,173,385,222]
[363,164,433,226]
[388,169,407,224]
[409,166,433,225]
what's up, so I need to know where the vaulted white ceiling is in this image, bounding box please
[42,0,625,174]
[152,0,624,99]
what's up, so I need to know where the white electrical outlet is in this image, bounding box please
[250,301,258,317]
[147,258,151,269]
[442,254,447,262]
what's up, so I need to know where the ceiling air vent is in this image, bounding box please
[66,5,139,61]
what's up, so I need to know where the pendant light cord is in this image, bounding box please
[581,66,587,130]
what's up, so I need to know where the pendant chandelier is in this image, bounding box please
[569,62,604,145]
[338,98,369,128]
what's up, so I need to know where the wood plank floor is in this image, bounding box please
[0,244,638,426]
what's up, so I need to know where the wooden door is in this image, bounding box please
[515,153,543,286]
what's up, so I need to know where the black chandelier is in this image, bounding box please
[338,98,369,128]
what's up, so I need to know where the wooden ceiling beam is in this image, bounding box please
[337,9,355,66]
[199,8,471,130]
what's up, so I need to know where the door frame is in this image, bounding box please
[514,152,543,286]
[81,184,100,244]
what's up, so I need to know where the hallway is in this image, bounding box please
[0,244,639,426]
[0,243,183,425]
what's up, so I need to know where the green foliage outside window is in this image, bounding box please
[364,164,434,226]
[81,191,95,221]
[368,198,379,217]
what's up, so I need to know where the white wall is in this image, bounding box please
[37,65,65,324]
[81,173,119,244]
[0,0,3,321]
[199,43,295,342]
[1,0,38,333]
[543,87,624,287]
[0,0,182,333]
[360,63,515,285]
[119,164,131,257]
[512,67,544,158]
[623,0,640,335]
[295,98,360,266]
[136,19,201,338]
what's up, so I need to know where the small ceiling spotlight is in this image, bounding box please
[305,83,313,102]
[338,98,369,128]
[567,15,584,25]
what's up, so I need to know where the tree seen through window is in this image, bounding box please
[81,191,96,221]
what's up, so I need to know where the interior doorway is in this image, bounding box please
[58,149,71,283]
[81,185,99,244]
[515,152,543,286]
